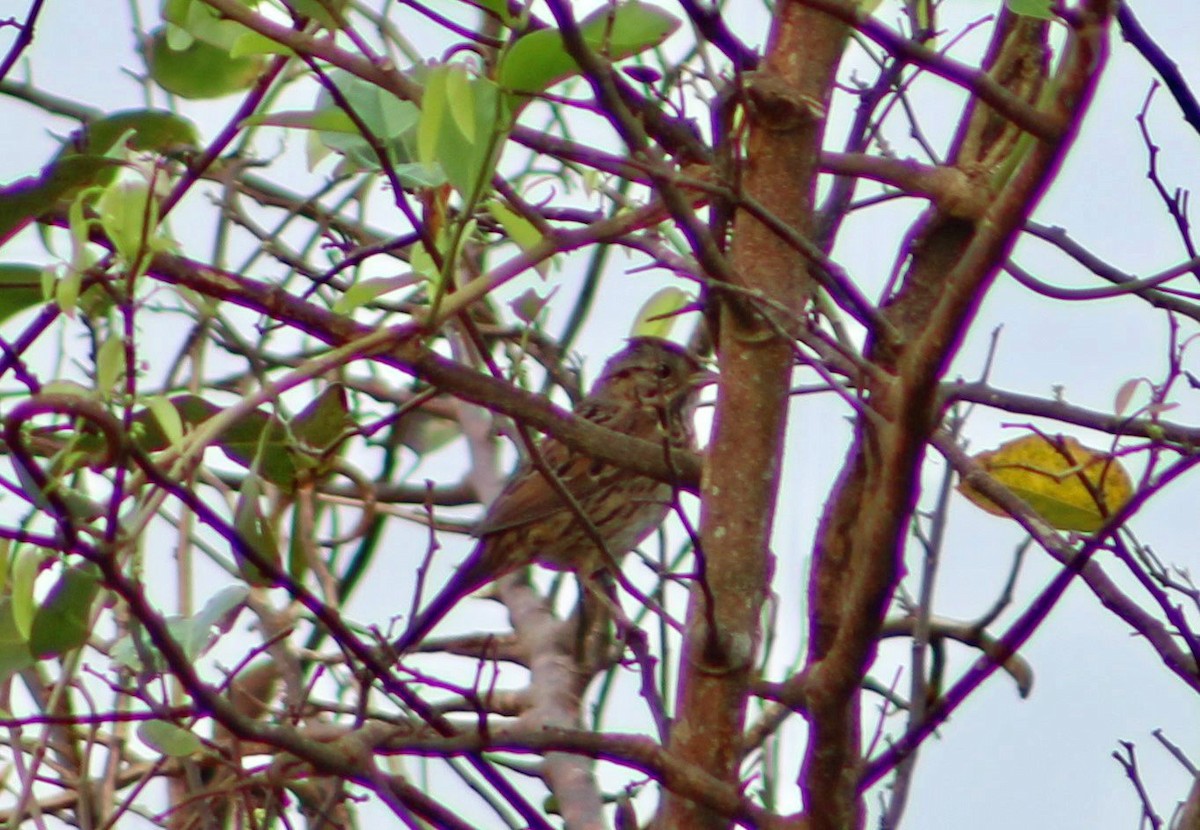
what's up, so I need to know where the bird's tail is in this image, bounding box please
[391,554,494,655]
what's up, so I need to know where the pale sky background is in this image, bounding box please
[2,1,1200,828]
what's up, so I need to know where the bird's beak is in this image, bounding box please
[690,368,719,389]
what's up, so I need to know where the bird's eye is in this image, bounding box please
[655,362,672,379]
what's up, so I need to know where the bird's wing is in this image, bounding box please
[474,399,660,536]
[473,440,616,536]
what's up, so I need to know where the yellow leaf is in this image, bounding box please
[958,434,1133,532]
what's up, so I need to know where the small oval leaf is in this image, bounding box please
[95,334,126,397]
[0,599,35,680]
[138,720,203,757]
[10,547,41,641]
[29,563,101,658]
[1113,378,1143,417]
[632,287,692,339]
[147,395,185,446]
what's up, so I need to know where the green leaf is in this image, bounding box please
[144,26,265,99]
[192,585,249,638]
[410,239,439,281]
[391,162,448,189]
[230,27,294,57]
[60,110,200,159]
[284,0,348,29]
[332,274,418,314]
[217,408,298,490]
[432,74,502,198]
[908,0,933,30]
[232,477,282,587]
[417,65,450,168]
[260,91,441,182]
[138,720,203,757]
[146,395,185,446]
[593,1,681,55]
[498,1,680,95]
[162,0,192,27]
[333,70,420,137]
[284,385,355,487]
[66,186,100,283]
[108,635,143,670]
[10,547,40,642]
[474,0,513,26]
[111,625,174,671]
[310,70,423,170]
[134,395,306,491]
[96,177,159,262]
[170,585,249,660]
[287,503,310,584]
[29,563,101,658]
[509,286,552,324]
[445,65,477,144]
[131,394,220,452]
[305,126,333,170]
[54,262,83,317]
[394,410,460,456]
[94,334,126,397]
[0,599,35,681]
[487,199,545,260]
[165,21,195,51]
[0,265,46,326]
[0,155,120,247]
[291,384,353,457]
[38,380,92,398]
[11,450,105,521]
[244,108,359,133]
[499,29,576,96]
[166,0,258,51]
[1005,0,1054,18]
